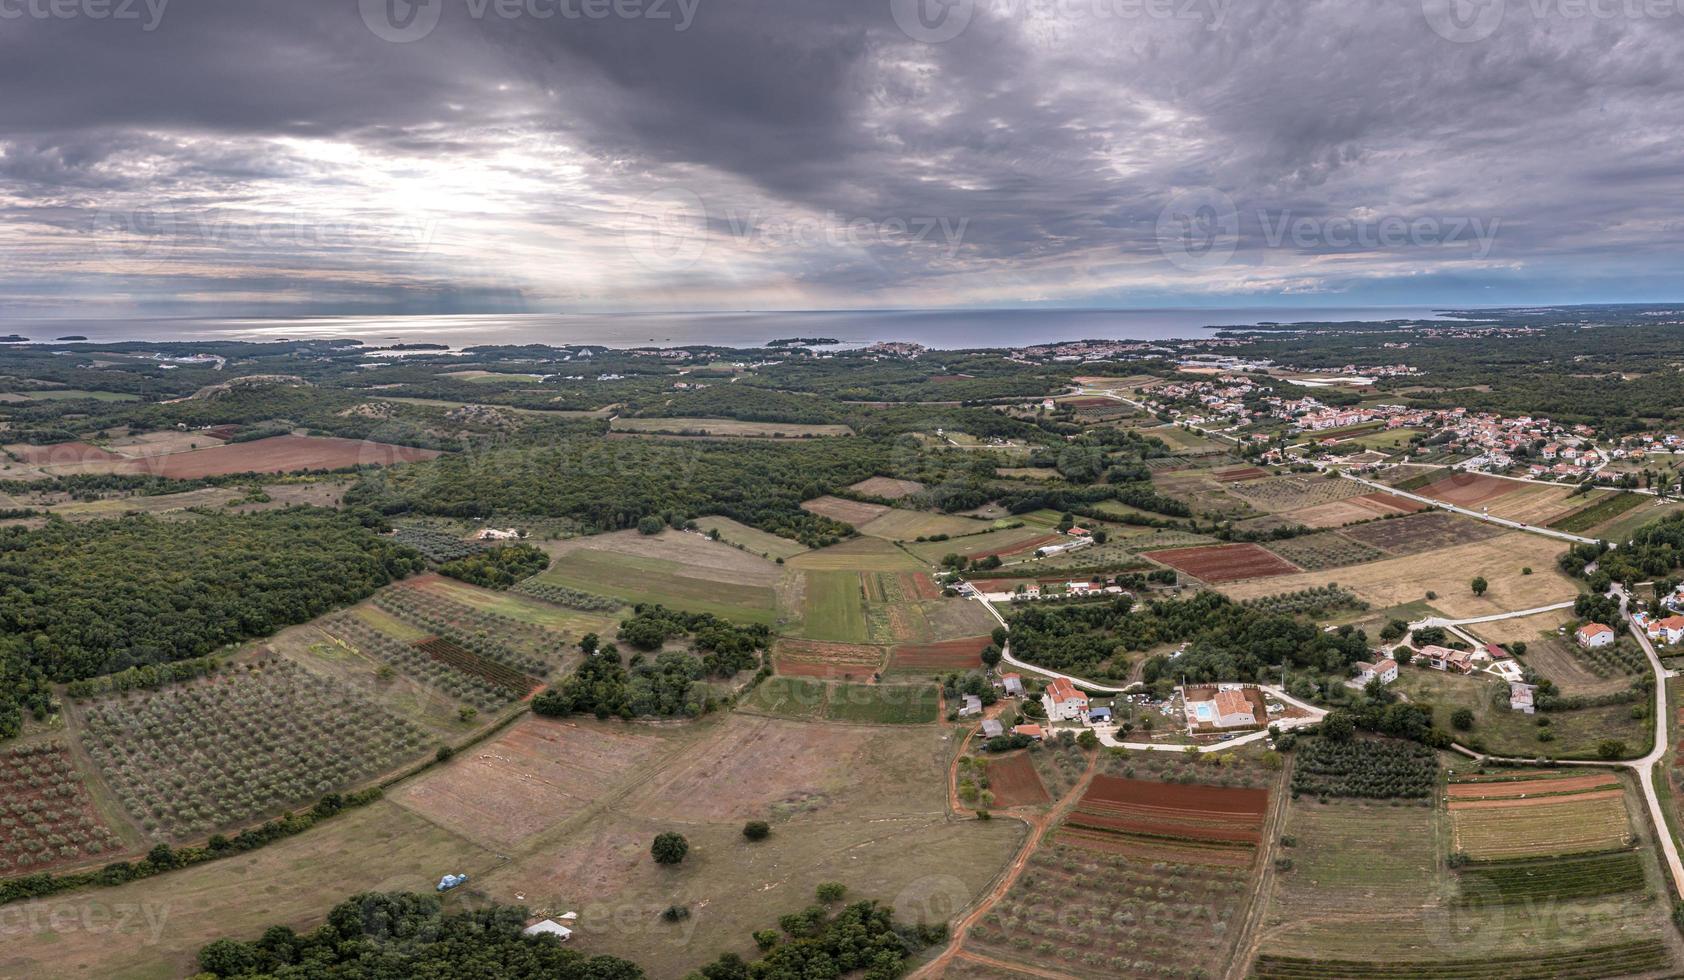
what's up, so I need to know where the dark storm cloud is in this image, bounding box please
[2,0,1684,314]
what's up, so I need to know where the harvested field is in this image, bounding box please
[1214,466,1271,482]
[610,417,853,438]
[889,635,991,671]
[848,476,924,499]
[985,752,1050,808]
[43,434,441,478]
[1144,542,1301,583]
[101,430,228,457]
[1221,532,1578,619]
[390,717,667,848]
[1285,491,1425,528]
[1340,511,1505,555]
[786,536,924,571]
[1416,471,1526,507]
[773,638,887,679]
[1478,483,1600,524]
[799,495,890,526]
[1446,773,1619,799]
[740,677,940,726]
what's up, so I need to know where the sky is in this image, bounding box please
[1,0,1682,317]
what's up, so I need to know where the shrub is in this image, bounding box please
[651,832,689,865]
[743,820,771,841]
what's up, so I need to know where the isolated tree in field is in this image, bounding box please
[1471,576,1488,597]
[1450,708,1475,731]
[742,820,770,841]
[579,633,599,654]
[1598,739,1628,760]
[815,882,847,903]
[651,832,689,865]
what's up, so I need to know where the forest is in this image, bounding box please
[0,509,421,736]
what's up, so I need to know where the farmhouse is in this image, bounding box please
[1647,616,1684,645]
[959,694,983,717]
[1353,658,1399,686]
[1041,678,1089,721]
[1419,645,1475,673]
[1183,686,1264,731]
[1000,673,1025,696]
[1013,724,1045,740]
[1577,623,1617,648]
[980,719,1005,739]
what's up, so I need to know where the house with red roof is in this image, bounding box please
[1577,623,1616,649]
[1041,677,1089,722]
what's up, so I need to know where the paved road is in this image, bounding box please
[1336,471,1604,547]
[1410,600,1577,629]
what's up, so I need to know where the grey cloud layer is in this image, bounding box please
[1,0,1682,314]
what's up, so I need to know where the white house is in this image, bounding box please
[1576,623,1616,649]
[1354,658,1399,686]
[1184,689,1258,730]
[1041,678,1089,722]
[1648,616,1684,645]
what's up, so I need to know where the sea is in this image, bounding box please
[2,307,1462,352]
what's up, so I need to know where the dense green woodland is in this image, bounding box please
[0,509,420,736]
[197,892,644,979]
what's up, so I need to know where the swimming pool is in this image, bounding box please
[1192,702,1213,722]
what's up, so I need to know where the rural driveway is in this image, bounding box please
[1335,472,1604,547]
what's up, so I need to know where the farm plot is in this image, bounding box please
[76,658,427,842]
[984,752,1049,808]
[740,677,940,725]
[100,430,227,457]
[4,441,125,467]
[799,495,890,526]
[773,638,888,679]
[1284,491,1425,528]
[794,570,871,643]
[1144,542,1301,583]
[0,742,126,877]
[1253,941,1675,979]
[694,514,808,560]
[856,507,993,541]
[1151,471,1258,518]
[1449,778,1633,860]
[786,535,925,571]
[1415,471,1527,508]
[1223,473,1369,512]
[390,716,668,848]
[1266,532,1386,571]
[372,583,574,677]
[1479,483,1598,524]
[1339,511,1506,555]
[1289,737,1437,800]
[42,434,442,478]
[1223,532,1578,619]
[317,610,521,712]
[1060,774,1269,852]
[1549,491,1646,534]
[889,635,992,672]
[1214,466,1272,483]
[535,529,781,623]
[848,476,925,499]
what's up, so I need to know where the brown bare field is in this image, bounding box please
[543,529,782,587]
[1446,773,1618,799]
[1483,484,1604,524]
[1451,788,1626,810]
[41,434,441,478]
[1214,466,1271,482]
[1470,608,1572,645]
[800,495,891,525]
[1220,532,1578,619]
[1340,511,1505,555]
[390,717,667,848]
[986,752,1050,808]
[1416,471,1526,507]
[1144,542,1301,583]
[889,635,991,671]
[848,476,925,499]
[774,638,888,679]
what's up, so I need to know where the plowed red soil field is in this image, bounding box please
[1144,542,1300,583]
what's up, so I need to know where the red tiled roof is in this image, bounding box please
[1045,678,1087,703]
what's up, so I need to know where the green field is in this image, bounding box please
[530,551,777,624]
[856,508,995,541]
[1394,669,1649,760]
[740,677,940,724]
[795,570,871,642]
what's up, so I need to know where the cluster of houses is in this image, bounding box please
[1632,612,1684,646]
